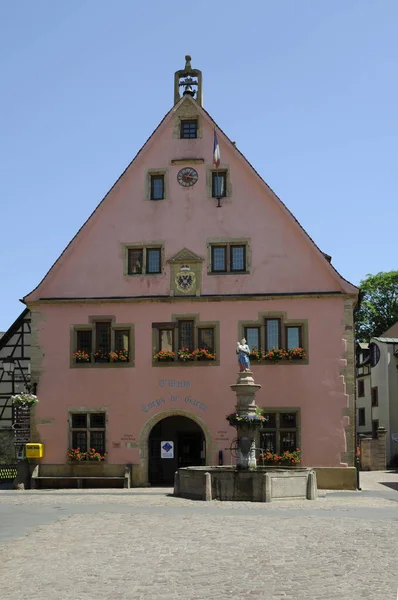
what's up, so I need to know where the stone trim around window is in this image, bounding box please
[68,407,109,458]
[121,242,165,277]
[70,316,135,368]
[206,238,251,275]
[145,168,169,201]
[206,165,232,199]
[172,103,203,139]
[238,311,309,365]
[152,313,220,367]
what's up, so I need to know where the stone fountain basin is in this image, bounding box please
[175,466,317,502]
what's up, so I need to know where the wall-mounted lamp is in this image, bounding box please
[1,357,15,375]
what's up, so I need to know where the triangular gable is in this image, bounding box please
[24,94,358,302]
[168,248,203,264]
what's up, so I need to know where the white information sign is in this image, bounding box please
[161,440,174,459]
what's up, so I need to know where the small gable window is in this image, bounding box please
[211,246,227,272]
[212,172,226,198]
[151,174,164,200]
[230,245,246,272]
[210,242,248,274]
[128,249,143,274]
[146,248,161,274]
[181,119,198,139]
[127,246,162,275]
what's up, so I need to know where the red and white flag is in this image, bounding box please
[213,129,221,168]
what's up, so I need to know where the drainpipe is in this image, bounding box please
[354,365,362,491]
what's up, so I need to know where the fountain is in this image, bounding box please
[174,341,317,502]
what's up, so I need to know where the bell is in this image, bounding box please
[183,84,195,98]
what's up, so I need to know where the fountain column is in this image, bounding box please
[230,370,262,469]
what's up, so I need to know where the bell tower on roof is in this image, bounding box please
[174,55,203,107]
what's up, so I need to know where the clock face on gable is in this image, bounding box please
[177,167,198,187]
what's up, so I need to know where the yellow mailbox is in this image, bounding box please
[25,443,44,458]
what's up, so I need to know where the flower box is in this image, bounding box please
[288,347,306,360]
[72,350,90,363]
[263,348,289,362]
[94,357,110,363]
[177,348,196,361]
[257,449,301,467]
[110,350,130,362]
[193,348,216,361]
[153,350,175,362]
[67,448,107,462]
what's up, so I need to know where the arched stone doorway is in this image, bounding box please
[147,414,206,485]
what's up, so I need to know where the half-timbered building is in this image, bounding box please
[0,309,31,461]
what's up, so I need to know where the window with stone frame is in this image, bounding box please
[265,319,281,350]
[180,119,198,139]
[178,320,195,351]
[150,174,164,200]
[210,242,248,273]
[198,327,215,353]
[152,320,217,361]
[357,379,365,397]
[127,247,162,275]
[285,325,302,351]
[76,330,92,361]
[241,315,306,358]
[73,319,132,365]
[115,329,130,353]
[211,171,227,198]
[358,408,366,427]
[96,322,111,354]
[70,412,106,454]
[259,411,299,454]
[244,327,260,351]
[159,327,174,353]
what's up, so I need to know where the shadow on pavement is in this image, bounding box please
[380,482,398,492]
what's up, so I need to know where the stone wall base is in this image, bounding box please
[0,430,15,462]
[313,467,357,490]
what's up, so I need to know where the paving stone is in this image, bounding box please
[0,472,397,599]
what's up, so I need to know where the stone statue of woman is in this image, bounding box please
[236,338,250,372]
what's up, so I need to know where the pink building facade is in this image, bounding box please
[24,59,358,489]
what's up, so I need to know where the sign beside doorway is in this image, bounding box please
[161,440,174,459]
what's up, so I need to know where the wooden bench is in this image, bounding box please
[31,465,132,489]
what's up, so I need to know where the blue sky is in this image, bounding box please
[1,1,397,330]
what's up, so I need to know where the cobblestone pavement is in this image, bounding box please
[0,472,397,600]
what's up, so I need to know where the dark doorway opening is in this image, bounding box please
[148,416,205,485]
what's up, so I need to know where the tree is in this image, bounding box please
[355,271,398,342]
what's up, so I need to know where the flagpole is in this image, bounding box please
[214,127,222,208]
